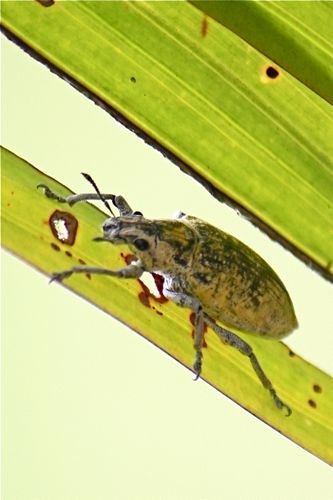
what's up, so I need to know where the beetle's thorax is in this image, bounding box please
[102,216,197,273]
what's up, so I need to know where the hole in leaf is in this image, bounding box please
[266,66,279,79]
[49,210,78,246]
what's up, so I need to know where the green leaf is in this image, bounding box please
[2,146,333,464]
[2,0,333,281]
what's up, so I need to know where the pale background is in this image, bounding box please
[1,35,333,500]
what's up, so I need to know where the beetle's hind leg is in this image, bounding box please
[163,289,205,379]
[204,315,291,416]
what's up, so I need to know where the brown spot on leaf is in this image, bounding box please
[78,258,86,265]
[308,399,317,409]
[288,349,295,357]
[201,16,208,37]
[49,210,78,246]
[312,384,322,394]
[36,0,54,6]
[50,242,61,252]
[65,251,72,258]
[138,290,151,308]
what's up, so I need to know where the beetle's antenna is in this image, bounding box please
[81,173,115,217]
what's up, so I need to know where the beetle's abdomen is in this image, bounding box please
[187,219,298,338]
[198,271,297,338]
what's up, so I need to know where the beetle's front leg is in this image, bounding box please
[37,184,116,207]
[163,289,204,379]
[38,182,136,217]
[51,262,144,283]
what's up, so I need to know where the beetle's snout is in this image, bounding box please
[102,217,118,233]
[102,217,123,241]
[101,216,143,245]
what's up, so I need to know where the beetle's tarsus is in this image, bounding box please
[37,184,67,203]
[193,351,202,380]
[270,389,292,416]
[50,270,73,283]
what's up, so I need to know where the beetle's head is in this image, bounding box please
[101,214,148,246]
[100,215,196,272]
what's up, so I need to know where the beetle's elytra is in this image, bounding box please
[38,174,298,416]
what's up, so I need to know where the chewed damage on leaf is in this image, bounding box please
[49,210,78,245]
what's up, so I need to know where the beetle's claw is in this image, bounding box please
[49,270,73,283]
[281,402,292,417]
[37,184,53,198]
[193,355,202,381]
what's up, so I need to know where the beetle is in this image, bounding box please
[38,174,298,416]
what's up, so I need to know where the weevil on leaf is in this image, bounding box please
[38,174,298,416]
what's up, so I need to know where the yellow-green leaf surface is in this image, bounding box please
[191,1,333,105]
[1,1,333,281]
[2,146,333,464]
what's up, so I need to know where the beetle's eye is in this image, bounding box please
[133,238,149,251]
[103,221,114,232]
[133,211,143,216]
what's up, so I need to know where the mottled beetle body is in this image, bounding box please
[38,175,298,416]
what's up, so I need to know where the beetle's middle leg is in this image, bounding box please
[204,314,291,416]
[163,289,204,379]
